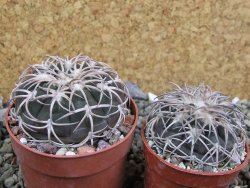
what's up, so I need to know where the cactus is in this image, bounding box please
[10,55,130,147]
[145,83,246,170]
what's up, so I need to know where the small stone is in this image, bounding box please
[234,186,240,188]
[55,148,67,156]
[26,142,37,148]
[241,151,247,161]
[0,167,14,181]
[77,145,95,154]
[157,154,163,158]
[203,165,213,172]
[212,167,218,172]
[119,135,125,140]
[37,143,58,154]
[11,126,19,135]
[229,162,237,169]
[0,156,3,165]
[4,138,11,143]
[132,144,139,154]
[165,157,170,163]
[4,153,13,161]
[136,116,144,128]
[35,145,45,153]
[4,176,15,188]
[104,130,112,139]
[109,129,121,145]
[19,137,27,144]
[12,174,18,182]
[97,140,110,150]
[65,151,76,156]
[136,137,143,149]
[232,97,240,104]
[148,140,154,147]
[178,162,186,169]
[148,92,158,102]
[171,156,181,165]
[155,146,162,154]
[144,105,151,115]
[0,142,12,153]
[2,163,12,171]
[69,148,76,152]
[118,124,131,135]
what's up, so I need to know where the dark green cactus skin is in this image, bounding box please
[145,84,246,169]
[11,55,130,147]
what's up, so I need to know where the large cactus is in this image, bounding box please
[145,83,246,170]
[10,55,130,147]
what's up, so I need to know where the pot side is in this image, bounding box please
[141,124,250,188]
[5,99,138,188]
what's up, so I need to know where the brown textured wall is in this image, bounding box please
[0,0,250,102]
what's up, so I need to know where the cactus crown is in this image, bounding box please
[10,55,130,147]
[145,83,246,169]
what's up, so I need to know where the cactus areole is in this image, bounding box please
[145,83,247,171]
[10,55,130,147]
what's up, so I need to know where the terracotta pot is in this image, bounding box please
[141,124,250,188]
[5,99,138,188]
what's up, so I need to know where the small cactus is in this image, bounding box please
[145,83,246,169]
[10,55,130,147]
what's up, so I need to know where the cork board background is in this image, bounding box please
[0,0,250,103]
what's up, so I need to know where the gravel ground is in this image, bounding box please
[0,83,250,188]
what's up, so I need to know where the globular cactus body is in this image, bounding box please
[145,84,246,169]
[11,55,130,147]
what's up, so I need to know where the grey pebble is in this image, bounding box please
[118,125,131,135]
[4,153,13,160]
[65,151,76,156]
[4,138,11,144]
[4,176,15,188]
[55,148,67,156]
[0,142,12,153]
[0,167,14,181]
[132,144,139,154]
[12,174,18,182]
[203,165,213,172]
[37,143,58,154]
[97,140,110,150]
[109,129,121,145]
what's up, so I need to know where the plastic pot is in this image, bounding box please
[141,124,250,188]
[5,99,138,188]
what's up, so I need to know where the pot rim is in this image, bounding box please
[5,98,138,159]
[141,123,250,176]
